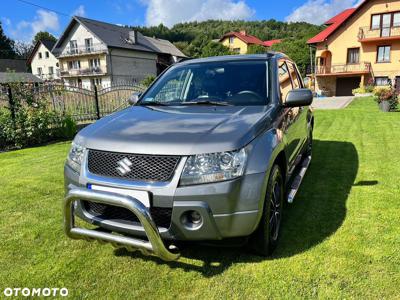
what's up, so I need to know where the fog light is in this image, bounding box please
[189,210,202,224]
[181,210,203,229]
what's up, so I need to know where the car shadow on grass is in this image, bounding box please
[115,140,359,277]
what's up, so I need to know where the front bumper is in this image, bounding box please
[64,158,267,257]
[64,188,180,261]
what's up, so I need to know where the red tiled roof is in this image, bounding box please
[263,39,282,47]
[220,31,265,46]
[307,8,356,44]
[324,8,355,25]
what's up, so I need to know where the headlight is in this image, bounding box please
[180,148,247,186]
[66,142,86,174]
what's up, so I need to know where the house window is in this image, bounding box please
[85,38,93,52]
[394,12,400,27]
[89,58,100,68]
[68,60,81,69]
[375,76,390,86]
[37,67,42,76]
[371,14,381,30]
[382,13,391,37]
[371,12,400,36]
[38,52,42,59]
[347,48,360,64]
[377,45,391,62]
[229,37,234,44]
[69,40,78,54]
[91,78,102,86]
[48,66,54,75]
[45,51,49,58]
[232,48,241,53]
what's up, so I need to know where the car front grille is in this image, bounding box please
[87,149,180,182]
[83,201,173,229]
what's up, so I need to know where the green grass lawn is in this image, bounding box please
[0,97,399,299]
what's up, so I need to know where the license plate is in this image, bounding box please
[88,184,150,207]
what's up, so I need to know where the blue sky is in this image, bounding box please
[1,0,362,42]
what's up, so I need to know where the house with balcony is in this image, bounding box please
[219,30,281,54]
[28,40,60,81]
[52,16,186,89]
[308,0,400,96]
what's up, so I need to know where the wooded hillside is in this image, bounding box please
[133,20,323,75]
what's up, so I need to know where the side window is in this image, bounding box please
[278,59,293,103]
[287,62,302,89]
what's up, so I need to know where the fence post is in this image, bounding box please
[7,85,16,129]
[94,85,100,119]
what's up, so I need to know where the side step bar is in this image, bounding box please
[287,155,312,203]
[64,188,180,261]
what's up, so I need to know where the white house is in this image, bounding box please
[28,40,60,80]
[52,16,186,90]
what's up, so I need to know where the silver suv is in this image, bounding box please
[64,53,314,261]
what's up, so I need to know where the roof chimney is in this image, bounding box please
[128,30,137,44]
[240,30,246,36]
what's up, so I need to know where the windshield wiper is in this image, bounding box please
[183,100,232,106]
[138,101,167,106]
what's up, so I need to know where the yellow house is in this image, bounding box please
[219,30,281,54]
[308,0,400,96]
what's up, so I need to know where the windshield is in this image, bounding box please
[139,60,268,106]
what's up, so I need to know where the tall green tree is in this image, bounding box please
[132,19,322,72]
[271,38,312,76]
[200,42,232,57]
[32,31,57,44]
[0,22,16,59]
[247,44,267,54]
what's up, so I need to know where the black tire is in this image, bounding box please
[251,164,284,256]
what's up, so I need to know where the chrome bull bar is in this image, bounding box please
[63,188,180,261]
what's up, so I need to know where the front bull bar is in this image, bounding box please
[63,188,180,261]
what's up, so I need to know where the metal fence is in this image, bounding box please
[0,83,146,123]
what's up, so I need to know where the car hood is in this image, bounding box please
[76,105,274,155]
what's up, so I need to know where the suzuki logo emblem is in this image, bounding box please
[116,157,133,175]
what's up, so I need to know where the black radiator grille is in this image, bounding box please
[87,149,180,182]
[83,201,172,229]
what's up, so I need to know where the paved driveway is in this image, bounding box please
[311,96,354,110]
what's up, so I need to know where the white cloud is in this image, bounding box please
[285,0,361,25]
[72,5,86,17]
[2,17,11,26]
[8,9,59,42]
[143,0,255,27]
[113,2,134,13]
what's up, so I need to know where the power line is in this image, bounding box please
[14,0,69,17]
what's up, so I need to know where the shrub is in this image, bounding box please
[365,84,374,93]
[0,83,77,150]
[141,75,156,87]
[373,86,392,102]
[373,86,398,111]
[352,87,366,95]
[352,83,374,95]
[56,115,77,140]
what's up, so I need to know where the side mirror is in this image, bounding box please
[285,89,313,107]
[128,92,142,105]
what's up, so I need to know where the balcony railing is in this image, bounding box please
[60,67,106,77]
[59,43,107,57]
[358,26,400,41]
[37,73,59,80]
[315,62,371,75]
